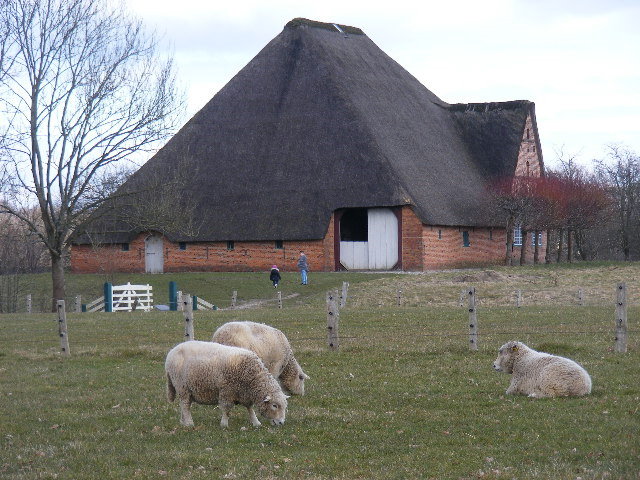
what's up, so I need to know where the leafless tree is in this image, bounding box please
[595,145,640,261]
[0,0,184,310]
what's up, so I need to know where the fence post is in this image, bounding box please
[278,291,282,309]
[104,282,113,313]
[177,291,183,311]
[459,289,465,307]
[468,287,478,351]
[56,300,70,356]
[515,289,522,308]
[231,290,237,309]
[26,294,32,313]
[169,281,178,311]
[182,294,194,341]
[74,295,81,313]
[192,295,198,311]
[397,289,402,306]
[327,290,340,351]
[340,281,349,308]
[577,288,584,306]
[615,282,628,353]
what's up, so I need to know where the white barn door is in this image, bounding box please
[340,208,398,270]
[145,235,164,273]
[367,209,398,270]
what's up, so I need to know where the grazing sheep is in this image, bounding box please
[212,321,309,395]
[165,341,288,427]
[493,341,592,398]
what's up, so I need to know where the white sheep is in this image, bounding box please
[211,321,309,395]
[165,341,288,427]
[493,341,592,398]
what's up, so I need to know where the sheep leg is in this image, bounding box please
[219,398,234,428]
[179,395,194,426]
[247,406,261,427]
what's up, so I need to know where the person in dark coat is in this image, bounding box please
[297,251,309,285]
[270,265,281,288]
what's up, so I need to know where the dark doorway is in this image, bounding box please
[340,208,368,241]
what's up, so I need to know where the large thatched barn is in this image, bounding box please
[71,18,544,274]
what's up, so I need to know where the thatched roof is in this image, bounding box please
[75,18,540,244]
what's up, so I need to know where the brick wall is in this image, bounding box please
[401,206,424,271]
[71,212,547,273]
[71,218,336,274]
[515,113,542,177]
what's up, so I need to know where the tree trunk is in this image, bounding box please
[545,230,552,264]
[505,220,514,266]
[51,254,66,312]
[556,228,564,263]
[519,230,528,265]
[533,230,540,264]
[567,229,573,263]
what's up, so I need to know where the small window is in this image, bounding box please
[438,229,442,240]
[275,240,283,250]
[532,232,543,247]
[121,243,130,252]
[513,225,522,246]
[489,230,493,241]
[462,231,470,247]
[226,241,235,251]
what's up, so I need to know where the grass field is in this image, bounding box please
[1,264,639,479]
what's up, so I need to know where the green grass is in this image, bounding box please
[1,265,639,479]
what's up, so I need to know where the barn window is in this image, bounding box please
[438,229,442,240]
[489,230,493,241]
[532,232,543,247]
[121,243,129,252]
[275,240,283,249]
[462,231,470,247]
[513,225,522,246]
[179,242,187,250]
[340,208,368,241]
[226,241,235,251]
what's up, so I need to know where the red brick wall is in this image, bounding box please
[422,226,505,269]
[401,206,424,271]
[515,113,543,178]
[71,218,337,274]
[71,214,547,273]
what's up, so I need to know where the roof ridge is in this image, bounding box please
[285,18,365,36]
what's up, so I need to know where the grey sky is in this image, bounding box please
[130,0,640,168]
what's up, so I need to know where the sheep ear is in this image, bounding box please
[263,395,271,403]
[303,373,310,380]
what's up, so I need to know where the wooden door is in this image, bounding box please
[145,235,164,273]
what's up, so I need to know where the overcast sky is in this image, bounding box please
[130,0,640,168]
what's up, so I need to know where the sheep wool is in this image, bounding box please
[493,341,592,398]
[165,341,288,427]
[212,321,309,395]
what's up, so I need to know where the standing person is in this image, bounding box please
[297,251,309,285]
[269,265,281,288]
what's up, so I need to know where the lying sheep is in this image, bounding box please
[493,341,592,398]
[165,341,288,427]
[212,321,309,395]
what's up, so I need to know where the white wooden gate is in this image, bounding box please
[112,283,153,312]
[340,208,398,270]
[145,235,164,273]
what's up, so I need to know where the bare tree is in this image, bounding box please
[0,0,184,310]
[595,145,640,260]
